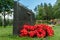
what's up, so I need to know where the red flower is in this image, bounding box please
[20,29,28,37]
[29,26,35,31]
[23,24,35,31]
[28,31,36,37]
[23,24,30,30]
[44,25,54,36]
[47,29,54,36]
[34,24,47,30]
[19,24,54,38]
[34,24,43,29]
[37,29,46,38]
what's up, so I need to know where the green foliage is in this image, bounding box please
[35,3,44,20]
[35,3,60,20]
[0,0,14,12]
[53,3,60,19]
[35,3,53,20]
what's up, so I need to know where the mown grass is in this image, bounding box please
[0,25,60,40]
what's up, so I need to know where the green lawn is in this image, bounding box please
[0,25,60,40]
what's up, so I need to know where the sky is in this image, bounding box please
[18,0,57,12]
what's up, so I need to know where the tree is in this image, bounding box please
[35,3,54,20]
[35,3,44,20]
[48,3,54,19]
[53,3,60,19]
[0,0,14,12]
[43,3,54,20]
[0,0,14,27]
[43,3,49,20]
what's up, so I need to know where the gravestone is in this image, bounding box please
[13,1,35,35]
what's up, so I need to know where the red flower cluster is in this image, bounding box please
[19,24,54,38]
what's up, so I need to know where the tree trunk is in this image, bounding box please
[3,7,6,27]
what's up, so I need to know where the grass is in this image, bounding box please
[0,25,60,40]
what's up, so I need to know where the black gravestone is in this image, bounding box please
[13,1,35,35]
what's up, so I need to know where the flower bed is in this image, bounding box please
[19,24,54,38]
